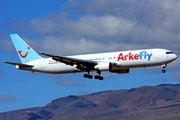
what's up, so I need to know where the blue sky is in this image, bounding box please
[0,0,180,113]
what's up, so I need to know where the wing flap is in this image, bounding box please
[39,52,97,71]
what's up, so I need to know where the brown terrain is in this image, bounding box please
[1,84,180,120]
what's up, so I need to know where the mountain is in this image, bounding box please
[1,84,180,120]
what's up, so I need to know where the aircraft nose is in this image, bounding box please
[173,54,178,60]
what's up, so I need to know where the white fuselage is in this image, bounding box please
[20,48,177,74]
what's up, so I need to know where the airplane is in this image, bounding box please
[4,34,178,80]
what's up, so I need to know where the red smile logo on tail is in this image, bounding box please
[18,46,30,58]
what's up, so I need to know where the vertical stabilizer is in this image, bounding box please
[10,34,42,63]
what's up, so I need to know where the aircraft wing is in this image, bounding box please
[39,52,97,71]
[4,61,34,67]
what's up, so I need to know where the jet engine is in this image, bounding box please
[94,62,110,71]
[94,62,130,74]
[109,62,129,74]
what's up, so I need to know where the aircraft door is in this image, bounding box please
[42,61,47,68]
[155,51,159,60]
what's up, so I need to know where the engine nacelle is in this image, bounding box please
[110,69,130,74]
[94,62,110,71]
[94,62,130,74]
[109,62,130,74]
[109,62,122,71]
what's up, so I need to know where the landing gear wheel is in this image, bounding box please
[84,74,88,78]
[99,76,104,80]
[94,75,104,80]
[94,75,99,79]
[84,74,93,79]
[161,64,167,73]
[88,75,93,79]
[162,70,166,73]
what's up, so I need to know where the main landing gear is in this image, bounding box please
[94,75,103,80]
[84,74,93,79]
[83,71,104,80]
[162,64,167,73]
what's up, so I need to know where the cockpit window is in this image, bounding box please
[166,52,173,54]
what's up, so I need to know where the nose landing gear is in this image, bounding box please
[162,64,167,73]
[162,69,166,73]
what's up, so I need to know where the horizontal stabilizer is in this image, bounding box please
[4,61,34,67]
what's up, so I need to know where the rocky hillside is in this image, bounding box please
[1,84,180,120]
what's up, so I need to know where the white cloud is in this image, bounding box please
[0,94,17,102]
[0,38,14,51]
[56,79,86,87]
[29,15,135,40]
[1,0,180,71]
[26,13,179,54]
[171,71,180,81]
